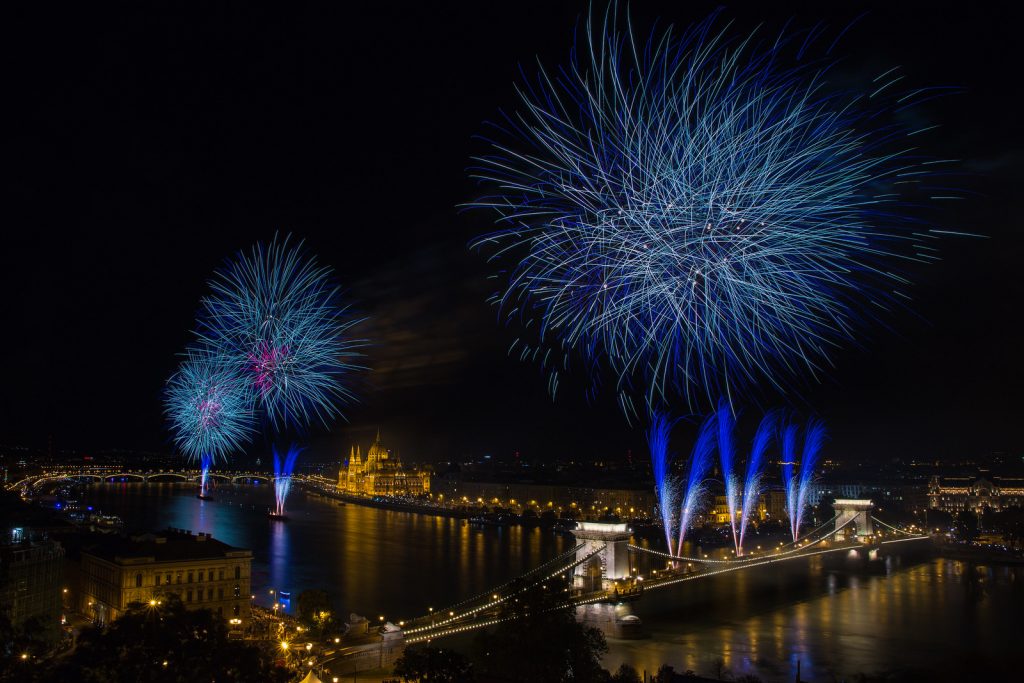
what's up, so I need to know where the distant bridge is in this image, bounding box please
[7,468,280,491]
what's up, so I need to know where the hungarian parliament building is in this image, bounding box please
[337,432,431,496]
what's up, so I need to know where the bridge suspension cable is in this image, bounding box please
[414,542,585,621]
[870,516,919,536]
[404,543,606,636]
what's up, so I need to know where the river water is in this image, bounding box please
[80,482,1021,682]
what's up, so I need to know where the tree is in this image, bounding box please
[473,577,608,682]
[653,664,677,683]
[297,589,332,625]
[37,594,288,682]
[394,646,475,682]
[954,510,979,541]
[710,657,730,681]
[611,663,642,683]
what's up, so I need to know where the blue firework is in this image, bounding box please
[164,350,255,462]
[470,9,958,410]
[196,234,363,430]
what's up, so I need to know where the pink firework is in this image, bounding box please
[197,393,222,429]
[248,341,290,396]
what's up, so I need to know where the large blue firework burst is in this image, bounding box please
[196,234,363,430]
[470,9,959,413]
[164,350,255,462]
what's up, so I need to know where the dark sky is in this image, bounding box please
[5,2,1023,466]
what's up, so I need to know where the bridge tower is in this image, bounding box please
[833,499,874,540]
[571,521,632,591]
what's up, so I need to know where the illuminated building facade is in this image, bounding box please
[337,432,430,496]
[711,490,787,525]
[928,475,1024,513]
[72,529,252,627]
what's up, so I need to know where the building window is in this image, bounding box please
[187,590,193,602]
[234,566,240,580]
[234,585,240,597]
[188,571,194,583]
[219,569,224,581]
[207,589,213,601]
[155,575,161,586]
[233,604,239,617]
[135,573,143,588]
[166,573,172,585]
[197,590,202,602]
[208,570,214,582]
[176,572,182,584]
[218,588,223,600]
[198,571,203,583]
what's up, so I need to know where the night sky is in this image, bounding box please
[6,2,1023,466]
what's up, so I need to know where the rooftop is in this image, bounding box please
[80,527,251,565]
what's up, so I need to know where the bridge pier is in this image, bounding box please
[833,499,874,541]
[570,522,644,638]
[570,521,632,592]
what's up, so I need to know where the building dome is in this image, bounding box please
[367,431,388,460]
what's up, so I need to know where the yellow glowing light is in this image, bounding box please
[149,599,157,606]
[280,641,289,650]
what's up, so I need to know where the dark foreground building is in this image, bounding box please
[0,527,65,643]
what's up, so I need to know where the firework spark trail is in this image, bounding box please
[470,10,959,412]
[164,350,255,463]
[738,412,776,555]
[781,423,801,541]
[273,444,302,516]
[196,234,363,430]
[795,419,827,535]
[647,412,678,555]
[677,412,716,551]
[717,400,740,553]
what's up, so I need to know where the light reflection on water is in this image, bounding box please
[83,483,1021,681]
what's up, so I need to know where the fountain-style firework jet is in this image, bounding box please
[647,413,678,554]
[738,413,776,555]
[677,413,716,551]
[199,453,213,496]
[794,419,827,537]
[781,424,801,541]
[717,400,740,553]
[272,445,302,517]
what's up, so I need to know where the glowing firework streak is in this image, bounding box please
[470,9,959,411]
[738,413,776,555]
[197,234,363,430]
[717,400,740,553]
[272,445,302,516]
[781,424,800,541]
[199,453,213,495]
[647,412,678,555]
[795,419,827,537]
[677,412,716,551]
[165,351,255,462]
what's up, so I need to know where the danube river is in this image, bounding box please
[81,482,1021,682]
